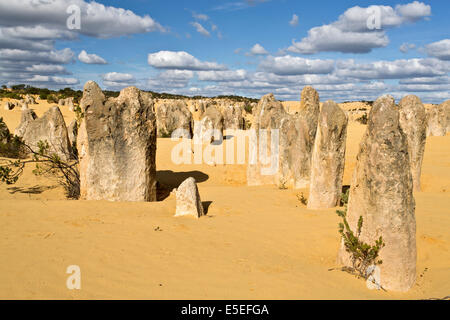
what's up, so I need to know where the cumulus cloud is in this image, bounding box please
[0,0,165,88]
[259,55,334,75]
[148,51,226,71]
[197,70,248,82]
[289,14,299,27]
[25,75,79,86]
[25,64,68,74]
[288,2,431,54]
[78,50,107,64]
[249,43,269,55]
[102,72,135,82]
[0,0,165,38]
[0,48,74,64]
[335,58,450,79]
[190,22,210,37]
[395,1,432,22]
[425,39,450,61]
[101,72,136,89]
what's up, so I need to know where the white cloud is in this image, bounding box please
[78,50,107,64]
[0,48,74,64]
[399,76,450,85]
[190,22,210,37]
[335,58,450,79]
[288,2,431,54]
[148,51,226,71]
[0,0,165,38]
[0,0,165,88]
[102,72,135,82]
[400,43,416,53]
[101,72,136,89]
[259,55,334,75]
[395,1,432,22]
[289,14,299,27]
[25,64,67,74]
[250,43,269,55]
[197,70,248,82]
[425,39,450,61]
[26,75,79,85]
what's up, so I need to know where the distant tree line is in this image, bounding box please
[1,84,259,106]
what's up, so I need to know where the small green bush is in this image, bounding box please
[336,206,385,279]
[356,113,368,125]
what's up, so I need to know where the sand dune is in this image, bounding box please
[0,98,449,299]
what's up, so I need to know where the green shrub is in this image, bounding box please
[356,113,368,125]
[296,192,308,205]
[0,139,80,199]
[336,206,385,279]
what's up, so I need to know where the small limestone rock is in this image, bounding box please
[175,177,204,218]
[440,100,450,133]
[399,95,427,192]
[21,102,28,110]
[426,104,446,136]
[222,105,245,130]
[14,106,72,161]
[198,105,224,143]
[156,101,192,137]
[14,109,37,137]
[308,100,348,209]
[3,102,13,110]
[338,95,416,292]
[24,95,36,105]
[0,117,10,144]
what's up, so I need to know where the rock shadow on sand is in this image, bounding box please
[156,170,209,201]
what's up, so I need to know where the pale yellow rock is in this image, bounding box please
[308,100,348,209]
[399,95,427,192]
[338,95,416,292]
[175,177,204,218]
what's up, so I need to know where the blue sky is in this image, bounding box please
[0,0,449,102]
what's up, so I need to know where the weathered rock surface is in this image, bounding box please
[338,95,416,292]
[298,86,320,154]
[21,102,28,110]
[14,109,37,137]
[399,95,427,192]
[24,95,36,105]
[222,105,245,130]
[197,105,224,143]
[156,101,192,137]
[426,104,446,136]
[3,102,14,110]
[59,97,74,111]
[0,117,10,144]
[308,100,348,209]
[175,177,204,218]
[278,114,312,188]
[14,106,72,160]
[67,119,78,148]
[247,93,288,186]
[440,100,450,133]
[77,81,157,202]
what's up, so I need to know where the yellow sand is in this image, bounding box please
[0,98,449,299]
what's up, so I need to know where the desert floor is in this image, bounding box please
[0,98,449,299]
